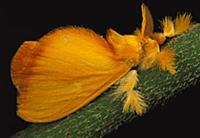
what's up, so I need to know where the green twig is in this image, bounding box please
[12,24,200,138]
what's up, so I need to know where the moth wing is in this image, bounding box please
[141,3,154,36]
[11,27,130,122]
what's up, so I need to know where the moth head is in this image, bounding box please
[106,29,143,65]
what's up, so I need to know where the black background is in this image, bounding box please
[1,0,200,138]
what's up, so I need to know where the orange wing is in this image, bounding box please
[11,27,131,122]
[141,3,154,37]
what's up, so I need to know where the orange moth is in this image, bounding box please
[11,4,192,122]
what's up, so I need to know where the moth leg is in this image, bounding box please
[161,14,192,37]
[113,70,147,115]
[151,32,166,45]
[156,47,176,75]
[174,13,192,36]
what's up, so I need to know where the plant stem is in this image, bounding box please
[12,24,200,138]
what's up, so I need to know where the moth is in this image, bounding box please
[11,4,192,122]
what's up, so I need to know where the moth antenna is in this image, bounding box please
[113,70,147,115]
[123,90,147,115]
